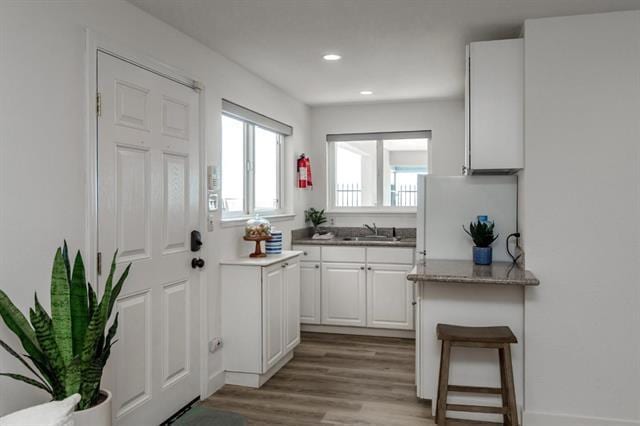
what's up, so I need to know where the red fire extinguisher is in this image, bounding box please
[297,154,312,188]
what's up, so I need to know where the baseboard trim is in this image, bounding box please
[225,351,294,388]
[524,411,640,426]
[206,370,225,397]
[301,324,415,339]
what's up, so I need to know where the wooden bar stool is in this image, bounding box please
[435,324,519,425]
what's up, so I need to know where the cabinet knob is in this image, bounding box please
[367,267,372,270]
[303,251,308,256]
[360,266,365,270]
[315,264,319,269]
[281,262,288,268]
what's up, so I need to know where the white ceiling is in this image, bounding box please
[129,0,640,105]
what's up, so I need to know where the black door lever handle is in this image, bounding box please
[191,258,205,269]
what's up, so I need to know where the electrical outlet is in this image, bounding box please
[209,337,223,353]
[329,217,335,225]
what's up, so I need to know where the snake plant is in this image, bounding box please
[463,220,499,247]
[0,242,130,410]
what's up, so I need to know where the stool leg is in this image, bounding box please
[436,341,451,425]
[498,346,510,425]
[435,342,445,422]
[499,344,519,426]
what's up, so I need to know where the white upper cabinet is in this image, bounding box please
[465,38,524,174]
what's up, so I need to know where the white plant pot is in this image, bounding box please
[73,390,112,426]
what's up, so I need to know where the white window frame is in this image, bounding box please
[327,131,431,213]
[221,113,285,220]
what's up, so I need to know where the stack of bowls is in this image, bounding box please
[265,230,283,255]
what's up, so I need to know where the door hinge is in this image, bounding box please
[96,92,102,117]
[97,252,102,276]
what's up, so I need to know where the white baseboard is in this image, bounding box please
[206,370,225,397]
[225,351,294,388]
[524,411,640,426]
[301,324,415,339]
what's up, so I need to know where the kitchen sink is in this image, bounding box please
[342,236,401,242]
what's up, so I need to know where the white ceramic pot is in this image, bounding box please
[73,390,112,426]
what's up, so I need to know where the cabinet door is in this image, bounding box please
[366,264,414,330]
[321,262,366,326]
[284,259,301,352]
[467,39,523,171]
[262,263,284,372]
[300,262,321,324]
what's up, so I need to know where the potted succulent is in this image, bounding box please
[0,242,130,426]
[463,220,499,265]
[304,208,327,234]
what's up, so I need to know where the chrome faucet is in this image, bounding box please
[363,223,378,236]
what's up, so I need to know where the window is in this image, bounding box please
[221,100,292,218]
[327,131,430,210]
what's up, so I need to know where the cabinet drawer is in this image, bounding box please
[322,246,366,263]
[367,247,414,265]
[293,245,321,262]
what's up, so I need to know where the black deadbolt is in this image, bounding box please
[191,230,203,252]
[192,258,205,269]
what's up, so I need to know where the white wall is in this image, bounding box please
[0,1,310,415]
[522,11,640,425]
[309,99,464,227]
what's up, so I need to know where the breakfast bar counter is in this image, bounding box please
[408,259,539,422]
[407,259,539,286]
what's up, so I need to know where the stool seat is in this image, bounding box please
[437,324,517,344]
[435,324,519,425]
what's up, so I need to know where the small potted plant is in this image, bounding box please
[0,242,130,426]
[463,220,499,265]
[304,208,327,234]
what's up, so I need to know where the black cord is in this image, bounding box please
[506,232,521,264]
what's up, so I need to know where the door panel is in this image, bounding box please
[262,264,284,372]
[367,264,414,330]
[114,291,151,418]
[321,262,366,326]
[284,260,300,352]
[98,52,200,426]
[116,146,150,262]
[162,153,189,254]
[162,280,190,387]
[300,262,321,324]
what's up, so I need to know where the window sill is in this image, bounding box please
[220,212,297,228]
[326,209,417,215]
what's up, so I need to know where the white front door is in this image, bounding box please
[97,52,201,426]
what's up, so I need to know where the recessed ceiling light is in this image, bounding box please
[360,90,373,95]
[323,53,341,61]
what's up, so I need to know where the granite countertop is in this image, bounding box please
[292,237,417,248]
[407,259,539,286]
[291,226,417,248]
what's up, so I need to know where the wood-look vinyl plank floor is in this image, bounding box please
[204,332,500,425]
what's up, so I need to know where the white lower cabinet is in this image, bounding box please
[221,252,301,388]
[366,264,414,330]
[262,263,285,371]
[321,262,367,326]
[299,262,321,324]
[284,261,301,352]
[295,245,415,331]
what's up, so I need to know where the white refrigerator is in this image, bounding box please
[416,175,518,262]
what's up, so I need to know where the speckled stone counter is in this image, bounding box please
[407,259,539,286]
[291,226,417,248]
[292,237,416,248]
